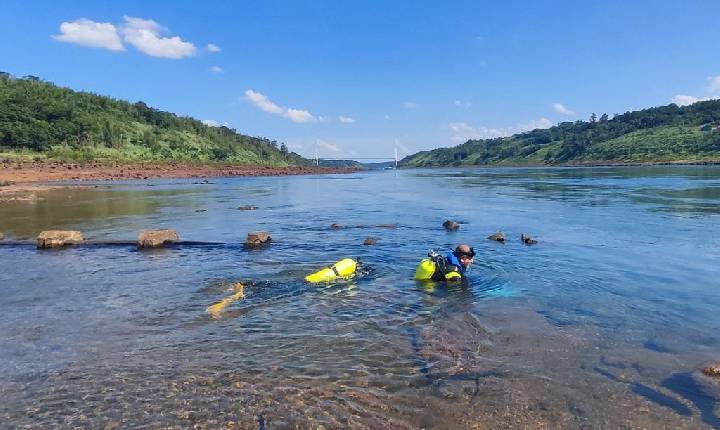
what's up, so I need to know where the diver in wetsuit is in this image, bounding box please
[415,244,475,282]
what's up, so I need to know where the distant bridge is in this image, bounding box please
[314,148,400,167]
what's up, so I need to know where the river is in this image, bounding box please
[1,166,719,428]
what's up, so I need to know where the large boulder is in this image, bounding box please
[245,231,271,248]
[487,232,505,242]
[37,230,85,248]
[137,229,179,248]
[443,220,460,231]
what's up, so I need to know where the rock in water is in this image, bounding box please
[487,232,505,242]
[37,230,85,248]
[330,223,342,229]
[702,362,720,378]
[137,229,179,248]
[376,224,397,229]
[442,220,460,231]
[363,237,378,245]
[237,205,258,211]
[521,233,538,245]
[245,231,271,248]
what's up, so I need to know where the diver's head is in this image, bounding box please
[453,244,475,269]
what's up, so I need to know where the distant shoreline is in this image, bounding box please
[0,160,358,185]
[399,159,720,169]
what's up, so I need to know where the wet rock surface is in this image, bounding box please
[245,231,271,248]
[36,230,85,248]
[442,220,460,231]
[363,237,378,246]
[702,362,720,378]
[137,229,180,248]
[488,232,505,242]
[521,233,538,245]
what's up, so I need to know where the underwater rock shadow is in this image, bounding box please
[662,372,720,428]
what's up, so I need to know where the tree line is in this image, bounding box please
[401,100,720,166]
[0,72,308,165]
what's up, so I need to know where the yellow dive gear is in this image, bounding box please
[305,258,358,283]
[414,258,436,280]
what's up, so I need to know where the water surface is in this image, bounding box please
[1,166,719,428]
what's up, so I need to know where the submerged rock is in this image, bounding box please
[137,229,179,248]
[702,362,720,378]
[245,231,271,248]
[375,223,397,229]
[521,234,538,245]
[37,230,85,248]
[363,237,378,246]
[487,232,505,242]
[330,223,342,229]
[237,205,258,211]
[443,220,460,231]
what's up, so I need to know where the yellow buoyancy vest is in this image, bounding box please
[305,258,358,283]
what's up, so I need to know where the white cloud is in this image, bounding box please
[670,75,720,106]
[244,89,315,123]
[245,89,284,114]
[338,116,356,123]
[449,122,508,142]
[671,94,712,106]
[518,118,553,131]
[384,115,391,120]
[206,43,221,53]
[202,119,220,127]
[53,18,124,51]
[552,102,575,115]
[285,108,315,123]
[316,139,341,153]
[209,66,224,73]
[706,75,720,93]
[449,118,554,143]
[121,16,196,59]
[318,115,330,122]
[454,100,471,108]
[403,101,419,109]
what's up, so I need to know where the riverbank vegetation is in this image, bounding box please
[0,73,309,166]
[401,101,720,167]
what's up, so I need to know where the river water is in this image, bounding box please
[1,166,719,429]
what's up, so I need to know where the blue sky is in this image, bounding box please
[2,1,720,159]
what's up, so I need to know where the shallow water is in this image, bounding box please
[1,166,719,428]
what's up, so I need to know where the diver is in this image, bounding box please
[415,244,475,282]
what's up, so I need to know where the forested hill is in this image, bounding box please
[401,100,720,167]
[0,73,309,166]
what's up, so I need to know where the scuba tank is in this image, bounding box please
[414,250,462,281]
[305,258,358,283]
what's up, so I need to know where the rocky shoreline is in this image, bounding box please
[0,160,358,184]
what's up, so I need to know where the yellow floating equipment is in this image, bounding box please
[414,258,437,280]
[207,282,245,319]
[305,258,358,283]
